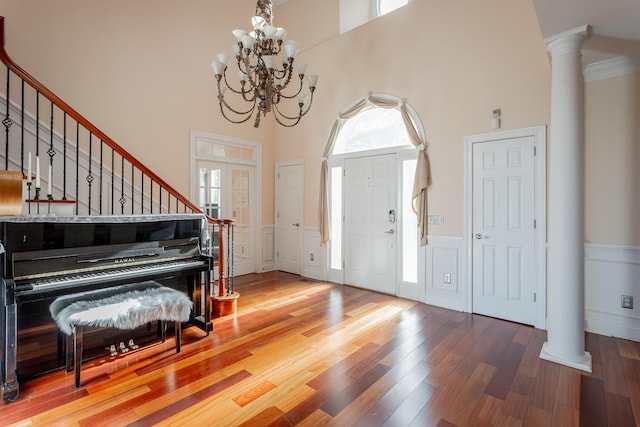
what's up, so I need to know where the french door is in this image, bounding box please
[197,161,254,276]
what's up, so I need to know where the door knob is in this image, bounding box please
[384,229,395,234]
[293,223,300,227]
[474,233,488,239]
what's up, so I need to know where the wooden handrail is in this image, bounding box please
[0,16,215,223]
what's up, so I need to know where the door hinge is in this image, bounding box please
[277,251,279,258]
[534,146,537,156]
[534,292,537,302]
[342,214,345,223]
[277,212,280,219]
[342,260,345,268]
[534,219,536,229]
[277,172,280,179]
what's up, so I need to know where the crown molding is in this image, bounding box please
[584,52,640,83]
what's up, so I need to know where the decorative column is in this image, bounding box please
[540,25,592,372]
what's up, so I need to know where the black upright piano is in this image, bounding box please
[0,214,213,401]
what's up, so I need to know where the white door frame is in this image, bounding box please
[464,125,547,329]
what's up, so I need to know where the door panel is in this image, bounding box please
[472,136,536,325]
[276,163,303,275]
[345,155,397,294]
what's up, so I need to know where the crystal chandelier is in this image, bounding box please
[211,0,318,128]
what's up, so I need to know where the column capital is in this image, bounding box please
[545,25,592,58]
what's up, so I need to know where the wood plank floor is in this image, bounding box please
[2,271,639,426]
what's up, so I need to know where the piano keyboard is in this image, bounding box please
[16,259,208,294]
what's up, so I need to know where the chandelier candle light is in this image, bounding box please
[211,0,318,128]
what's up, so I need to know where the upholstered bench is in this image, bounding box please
[49,281,192,388]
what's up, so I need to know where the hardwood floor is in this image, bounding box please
[2,271,639,426]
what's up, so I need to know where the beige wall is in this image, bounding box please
[0,0,637,247]
[585,72,640,246]
[276,0,551,235]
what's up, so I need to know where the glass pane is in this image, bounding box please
[333,108,411,155]
[402,159,418,283]
[378,0,409,16]
[196,141,212,157]
[330,166,343,270]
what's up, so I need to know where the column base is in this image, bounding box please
[540,342,592,372]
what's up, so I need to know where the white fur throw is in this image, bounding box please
[50,281,193,335]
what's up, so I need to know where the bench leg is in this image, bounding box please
[160,320,167,343]
[74,325,84,388]
[65,332,73,374]
[175,321,181,353]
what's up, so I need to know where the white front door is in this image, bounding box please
[472,136,536,325]
[197,161,254,276]
[276,162,303,275]
[344,154,397,294]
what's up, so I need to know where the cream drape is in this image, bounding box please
[319,93,432,246]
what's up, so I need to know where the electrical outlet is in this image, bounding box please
[444,273,451,284]
[622,295,634,309]
[309,253,314,262]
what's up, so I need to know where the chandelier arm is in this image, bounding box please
[218,94,257,116]
[222,71,255,99]
[218,99,256,124]
[272,90,315,120]
[277,77,305,100]
[273,110,302,127]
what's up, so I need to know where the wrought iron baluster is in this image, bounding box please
[87,132,94,213]
[99,140,103,214]
[119,156,125,214]
[111,150,115,214]
[75,123,79,214]
[48,103,55,197]
[21,80,25,176]
[131,163,134,215]
[141,172,144,213]
[150,180,153,214]
[35,92,39,158]
[3,67,11,170]
[62,112,67,199]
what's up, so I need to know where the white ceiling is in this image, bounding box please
[272,0,640,65]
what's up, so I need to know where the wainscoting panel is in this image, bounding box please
[585,243,640,342]
[302,227,327,281]
[260,225,275,272]
[425,235,465,312]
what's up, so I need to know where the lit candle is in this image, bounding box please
[27,152,32,184]
[47,164,52,195]
[36,156,40,188]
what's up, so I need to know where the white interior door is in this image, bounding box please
[276,162,303,275]
[344,154,397,294]
[197,161,254,276]
[472,136,536,325]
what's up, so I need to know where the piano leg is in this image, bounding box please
[2,303,19,401]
